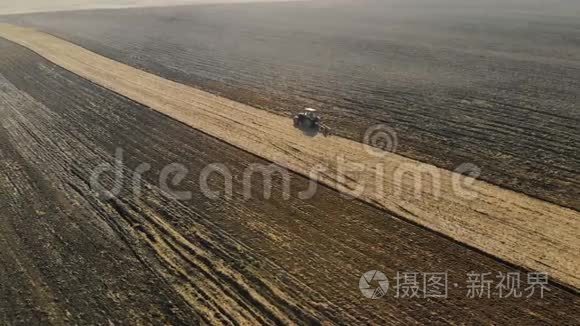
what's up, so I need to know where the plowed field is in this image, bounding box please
[3,0,579,209]
[1,35,579,324]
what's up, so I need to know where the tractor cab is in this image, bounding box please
[304,107,317,119]
[293,108,331,136]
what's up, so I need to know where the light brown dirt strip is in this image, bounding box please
[0,23,577,290]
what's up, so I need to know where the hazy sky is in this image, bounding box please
[2,0,579,16]
[0,0,303,15]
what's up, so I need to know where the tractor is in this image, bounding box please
[293,108,332,136]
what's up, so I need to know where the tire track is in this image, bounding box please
[0,71,354,324]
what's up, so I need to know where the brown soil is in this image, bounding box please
[0,24,578,293]
[1,35,579,324]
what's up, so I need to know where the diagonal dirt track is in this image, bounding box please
[0,36,579,324]
[0,23,578,291]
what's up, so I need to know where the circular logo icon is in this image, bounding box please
[363,124,398,157]
[359,270,389,299]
